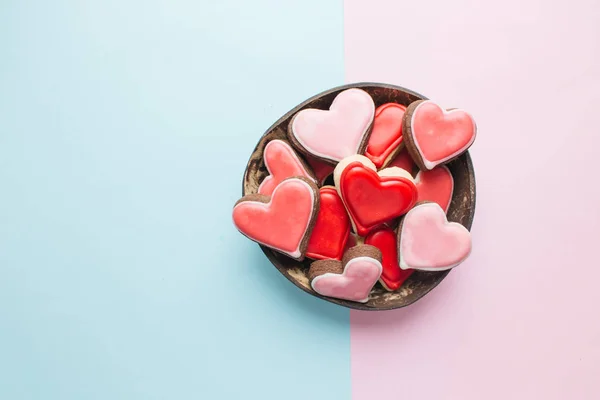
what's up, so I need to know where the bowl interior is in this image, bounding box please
[242,83,476,311]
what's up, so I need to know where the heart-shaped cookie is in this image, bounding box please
[388,149,416,175]
[365,103,406,168]
[398,202,471,271]
[258,139,316,196]
[288,88,375,164]
[415,166,454,212]
[403,100,477,170]
[309,244,382,303]
[305,156,335,185]
[233,177,319,260]
[306,186,351,260]
[334,155,418,236]
[364,226,413,291]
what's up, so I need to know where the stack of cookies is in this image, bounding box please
[233,87,476,304]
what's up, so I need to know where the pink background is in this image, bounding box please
[346,0,600,398]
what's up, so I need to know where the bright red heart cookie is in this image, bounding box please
[365,103,406,169]
[306,186,350,260]
[364,226,413,291]
[388,149,416,175]
[415,165,454,212]
[233,177,319,261]
[258,139,316,196]
[403,100,477,170]
[334,155,418,237]
[305,156,335,185]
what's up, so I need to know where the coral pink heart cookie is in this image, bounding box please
[403,100,477,170]
[364,226,413,291]
[398,202,471,271]
[415,166,454,212]
[306,186,351,260]
[258,139,316,196]
[233,177,319,261]
[288,88,375,164]
[308,245,382,303]
[334,155,418,236]
[365,103,406,169]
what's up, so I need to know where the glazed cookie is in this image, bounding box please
[306,186,351,260]
[388,149,416,175]
[365,103,407,169]
[364,226,413,291]
[403,100,477,170]
[305,156,335,186]
[288,88,375,164]
[397,202,471,271]
[308,244,382,303]
[258,139,316,196]
[233,177,319,261]
[334,155,418,236]
[415,166,454,212]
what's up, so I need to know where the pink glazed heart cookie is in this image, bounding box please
[398,202,471,271]
[258,139,316,196]
[288,88,375,164]
[415,166,454,212]
[233,177,319,261]
[309,245,382,303]
[403,100,477,171]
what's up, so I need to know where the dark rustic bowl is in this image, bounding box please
[242,82,476,311]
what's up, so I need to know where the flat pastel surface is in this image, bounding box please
[346,0,600,398]
[0,1,348,399]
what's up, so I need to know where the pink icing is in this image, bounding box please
[291,88,375,163]
[233,178,315,259]
[399,203,471,271]
[258,140,314,196]
[311,256,382,303]
[415,166,454,212]
[410,101,477,170]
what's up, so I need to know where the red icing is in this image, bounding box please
[305,156,335,184]
[258,140,313,196]
[416,166,454,212]
[365,103,406,168]
[344,234,358,251]
[388,149,416,174]
[411,101,476,168]
[233,179,315,258]
[340,162,418,236]
[306,187,350,260]
[364,227,413,291]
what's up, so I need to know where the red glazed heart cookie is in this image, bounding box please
[233,177,319,261]
[305,156,335,186]
[364,226,413,291]
[334,155,418,236]
[415,166,454,212]
[258,139,316,196]
[288,88,375,164]
[403,100,477,170]
[309,245,382,303]
[398,202,471,271]
[306,186,351,260]
[388,149,416,175]
[365,103,406,169]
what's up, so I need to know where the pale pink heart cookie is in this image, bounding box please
[403,100,477,171]
[415,166,454,212]
[288,88,375,164]
[308,245,382,303]
[398,202,471,271]
[233,177,319,261]
[258,139,316,196]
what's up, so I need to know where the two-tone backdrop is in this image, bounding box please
[2,1,599,399]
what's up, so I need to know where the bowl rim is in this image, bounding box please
[242,82,476,311]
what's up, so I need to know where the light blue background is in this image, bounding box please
[0,1,348,398]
